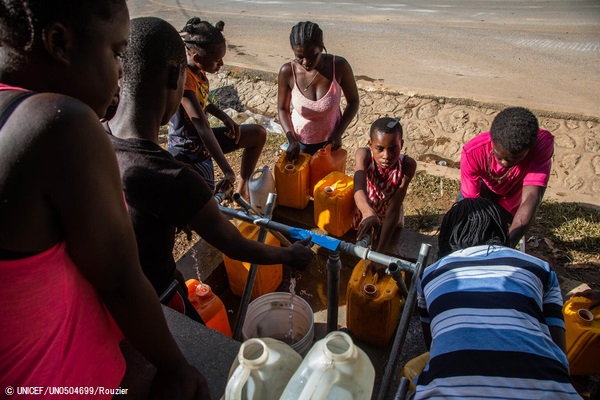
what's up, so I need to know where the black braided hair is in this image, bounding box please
[121,17,186,97]
[179,17,225,57]
[490,107,539,154]
[0,0,125,71]
[438,197,509,258]
[289,21,326,52]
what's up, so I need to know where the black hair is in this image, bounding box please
[490,107,539,154]
[0,0,125,69]
[179,17,225,57]
[121,17,186,97]
[370,117,403,140]
[289,21,326,52]
[438,198,509,258]
[215,20,225,32]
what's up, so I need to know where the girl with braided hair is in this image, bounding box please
[277,21,359,161]
[0,1,207,397]
[168,17,266,199]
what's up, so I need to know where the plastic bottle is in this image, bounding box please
[309,144,347,196]
[224,338,302,400]
[186,279,233,337]
[313,171,355,237]
[274,152,311,209]
[280,331,375,400]
[346,260,405,346]
[563,295,600,375]
[248,165,275,214]
[222,221,282,300]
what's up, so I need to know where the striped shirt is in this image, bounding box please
[416,245,580,399]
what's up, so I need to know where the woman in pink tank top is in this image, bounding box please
[277,21,359,160]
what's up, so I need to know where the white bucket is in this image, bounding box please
[242,292,314,356]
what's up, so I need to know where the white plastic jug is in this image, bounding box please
[223,338,302,400]
[248,165,275,213]
[280,331,375,400]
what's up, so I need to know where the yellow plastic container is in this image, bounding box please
[313,171,355,237]
[346,259,405,346]
[563,295,600,376]
[222,221,282,300]
[309,144,347,196]
[274,152,311,209]
[401,352,430,391]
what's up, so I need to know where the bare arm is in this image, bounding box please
[181,90,235,186]
[354,147,379,239]
[327,56,359,151]
[46,100,207,398]
[277,63,300,161]
[189,198,313,270]
[376,156,417,253]
[421,322,432,351]
[549,326,567,355]
[508,185,545,247]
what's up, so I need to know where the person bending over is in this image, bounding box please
[460,106,554,247]
[415,198,579,399]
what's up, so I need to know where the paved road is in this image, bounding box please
[130,0,600,117]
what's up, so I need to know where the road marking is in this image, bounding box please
[512,38,600,52]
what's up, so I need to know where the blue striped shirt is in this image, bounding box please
[416,245,580,399]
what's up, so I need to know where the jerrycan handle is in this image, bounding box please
[224,339,270,399]
[250,165,270,182]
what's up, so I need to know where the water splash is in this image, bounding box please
[189,246,201,281]
[285,275,297,343]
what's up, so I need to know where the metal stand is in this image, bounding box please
[377,243,431,400]
[326,250,341,332]
[232,193,276,341]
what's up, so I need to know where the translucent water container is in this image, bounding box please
[274,152,311,209]
[248,165,275,214]
[346,260,405,346]
[309,144,347,196]
[563,295,600,375]
[224,338,302,400]
[186,279,232,337]
[313,171,355,237]
[242,292,315,357]
[280,331,375,400]
[222,221,282,300]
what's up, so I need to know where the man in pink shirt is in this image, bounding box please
[460,107,554,248]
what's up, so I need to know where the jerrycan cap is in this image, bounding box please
[578,309,594,325]
[363,284,379,298]
[196,283,213,298]
[324,186,335,195]
[284,163,296,173]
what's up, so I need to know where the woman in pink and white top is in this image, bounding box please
[277,21,359,160]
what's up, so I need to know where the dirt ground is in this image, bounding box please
[162,130,599,290]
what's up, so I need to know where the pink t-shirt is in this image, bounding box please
[0,242,125,396]
[460,129,554,215]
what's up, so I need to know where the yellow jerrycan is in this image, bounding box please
[222,221,282,300]
[309,144,347,196]
[274,152,311,209]
[346,259,405,346]
[563,295,600,376]
[313,171,355,237]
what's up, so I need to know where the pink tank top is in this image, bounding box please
[352,153,405,229]
[291,56,342,144]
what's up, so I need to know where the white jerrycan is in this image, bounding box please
[248,165,275,214]
[223,338,302,400]
[280,331,375,400]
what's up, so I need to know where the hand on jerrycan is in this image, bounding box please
[286,236,314,272]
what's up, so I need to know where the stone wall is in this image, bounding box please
[210,67,600,204]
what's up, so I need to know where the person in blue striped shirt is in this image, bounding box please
[416,197,580,399]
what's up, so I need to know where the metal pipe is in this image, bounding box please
[326,250,342,333]
[393,377,410,400]
[388,262,409,299]
[232,193,277,341]
[218,205,419,275]
[377,243,431,400]
[232,193,293,247]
